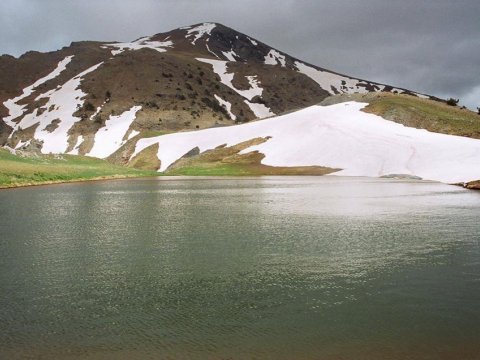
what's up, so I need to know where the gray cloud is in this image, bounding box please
[1,0,479,109]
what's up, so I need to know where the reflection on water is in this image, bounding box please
[0,177,479,359]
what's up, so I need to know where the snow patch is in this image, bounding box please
[131,102,480,184]
[3,55,74,127]
[196,59,258,99]
[244,100,274,119]
[244,76,265,99]
[88,106,142,158]
[205,39,219,58]
[197,58,274,119]
[196,58,233,89]
[104,37,173,55]
[264,50,286,66]
[415,93,430,99]
[295,61,425,97]
[89,103,105,120]
[248,38,258,46]
[185,23,216,45]
[10,63,103,154]
[127,130,140,140]
[222,50,237,62]
[68,135,84,155]
[295,61,371,95]
[15,139,31,150]
[214,94,236,120]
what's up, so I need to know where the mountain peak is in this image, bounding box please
[143,21,270,63]
[1,21,434,158]
[180,22,219,44]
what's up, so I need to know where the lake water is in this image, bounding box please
[0,177,479,359]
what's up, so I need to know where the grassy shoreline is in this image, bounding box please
[2,149,478,191]
[0,174,160,190]
[0,149,158,189]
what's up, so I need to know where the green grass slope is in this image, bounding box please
[0,149,157,188]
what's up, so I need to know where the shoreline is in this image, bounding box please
[0,172,480,191]
[2,173,479,191]
[0,174,160,191]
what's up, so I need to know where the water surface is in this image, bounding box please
[0,177,479,359]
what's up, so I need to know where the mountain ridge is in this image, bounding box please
[0,22,432,128]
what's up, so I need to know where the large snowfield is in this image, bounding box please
[132,102,480,184]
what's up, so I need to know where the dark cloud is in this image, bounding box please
[1,0,479,108]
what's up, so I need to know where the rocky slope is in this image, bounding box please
[1,22,431,157]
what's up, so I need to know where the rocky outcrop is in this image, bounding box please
[464,180,480,190]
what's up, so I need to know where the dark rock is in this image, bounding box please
[181,146,200,158]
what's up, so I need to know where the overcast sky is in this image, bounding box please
[1,0,479,109]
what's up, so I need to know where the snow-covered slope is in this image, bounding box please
[132,102,480,184]
[9,61,104,154]
[87,105,142,158]
[3,55,74,127]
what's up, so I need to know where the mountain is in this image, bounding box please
[0,23,429,151]
[1,22,479,185]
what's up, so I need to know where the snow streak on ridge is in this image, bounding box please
[103,37,173,55]
[264,50,286,67]
[3,55,74,127]
[197,58,274,119]
[12,62,104,154]
[184,23,216,45]
[214,95,236,120]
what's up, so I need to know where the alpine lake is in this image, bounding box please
[1,176,479,359]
